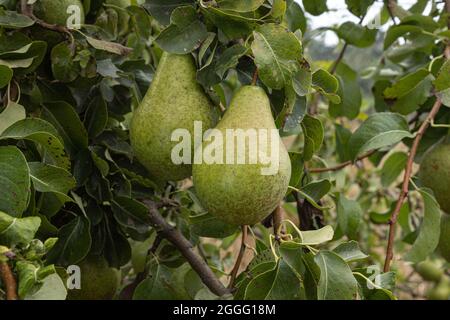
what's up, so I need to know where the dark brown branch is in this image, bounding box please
[143,200,230,296]
[383,98,443,272]
[308,150,376,173]
[272,205,283,241]
[228,226,248,289]
[329,43,348,75]
[0,262,18,300]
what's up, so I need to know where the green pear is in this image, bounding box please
[415,261,443,282]
[34,0,85,26]
[419,140,450,214]
[192,86,292,226]
[67,256,120,300]
[130,52,217,182]
[438,215,450,262]
[427,277,450,300]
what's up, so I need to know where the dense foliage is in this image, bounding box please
[0,0,449,300]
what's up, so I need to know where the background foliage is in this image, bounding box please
[0,0,449,300]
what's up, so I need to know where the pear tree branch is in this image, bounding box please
[383,0,450,272]
[0,262,18,300]
[383,98,444,272]
[308,150,377,173]
[228,226,248,289]
[143,200,230,297]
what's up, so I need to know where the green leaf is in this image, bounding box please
[300,225,334,245]
[0,211,40,246]
[28,162,75,204]
[201,7,254,40]
[133,261,189,299]
[336,194,363,240]
[217,0,265,12]
[85,35,132,55]
[0,146,30,217]
[434,60,450,92]
[312,69,340,103]
[292,66,312,96]
[84,96,108,138]
[0,10,34,29]
[0,118,70,170]
[380,152,408,187]
[190,212,238,239]
[111,196,151,235]
[301,115,324,161]
[251,23,302,89]
[155,6,208,54]
[384,69,433,114]
[0,101,26,135]
[24,273,67,300]
[0,64,12,88]
[16,262,56,298]
[333,241,368,262]
[214,44,248,78]
[404,188,441,263]
[384,25,422,50]
[301,179,331,202]
[302,0,327,16]
[46,216,92,266]
[314,251,358,300]
[329,63,361,120]
[336,22,377,48]
[51,43,80,83]
[284,0,306,33]
[265,260,303,300]
[42,101,89,155]
[142,0,195,25]
[348,112,414,161]
[345,0,375,17]
[335,124,352,162]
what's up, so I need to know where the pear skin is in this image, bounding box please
[419,141,450,214]
[34,0,85,26]
[192,86,292,226]
[130,52,217,182]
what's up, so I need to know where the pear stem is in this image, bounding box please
[228,226,248,289]
[0,262,18,300]
[144,200,230,296]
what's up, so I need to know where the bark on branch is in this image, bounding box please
[0,262,18,300]
[383,98,443,272]
[143,200,230,297]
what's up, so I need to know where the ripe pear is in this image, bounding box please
[419,141,450,214]
[192,86,292,226]
[34,0,85,26]
[130,53,217,182]
[438,215,450,262]
[67,256,120,300]
[415,261,443,282]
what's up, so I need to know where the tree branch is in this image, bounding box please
[143,200,230,297]
[383,98,443,272]
[387,0,398,25]
[251,68,259,86]
[0,262,18,300]
[308,150,376,173]
[228,226,248,289]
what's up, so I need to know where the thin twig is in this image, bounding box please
[228,226,248,289]
[329,43,348,75]
[387,0,398,25]
[251,68,258,86]
[143,200,229,296]
[272,206,283,241]
[383,98,443,272]
[20,0,74,40]
[308,150,376,173]
[0,262,18,300]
